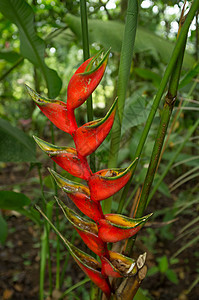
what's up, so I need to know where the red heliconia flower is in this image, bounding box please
[25,85,77,135]
[29,48,152,298]
[74,97,117,157]
[98,213,152,243]
[49,169,104,222]
[101,251,137,278]
[88,158,138,201]
[56,198,109,257]
[67,49,110,110]
[33,136,92,180]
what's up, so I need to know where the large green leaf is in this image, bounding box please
[0,51,22,63]
[0,0,62,98]
[0,118,36,162]
[65,14,195,69]
[0,191,31,210]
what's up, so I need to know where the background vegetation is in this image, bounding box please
[0,0,198,299]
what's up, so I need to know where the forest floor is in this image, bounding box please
[0,163,199,300]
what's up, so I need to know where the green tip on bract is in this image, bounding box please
[33,136,59,152]
[48,168,87,194]
[25,84,50,105]
[48,168,65,188]
[83,48,111,75]
[87,97,118,129]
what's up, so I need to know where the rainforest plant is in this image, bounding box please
[24,0,199,299]
[26,50,152,299]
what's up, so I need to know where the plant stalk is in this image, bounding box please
[104,0,139,214]
[117,0,199,215]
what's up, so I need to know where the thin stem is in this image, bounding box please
[0,57,24,82]
[59,278,90,299]
[104,0,139,214]
[60,231,77,286]
[38,166,53,298]
[80,0,95,172]
[117,0,199,215]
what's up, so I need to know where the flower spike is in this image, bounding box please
[98,213,152,243]
[36,205,111,298]
[49,169,104,222]
[74,97,118,157]
[56,198,108,257]
[88,158,138,201]
[67,49,110,110]
[25,85,77,135]
[33,136,92,180]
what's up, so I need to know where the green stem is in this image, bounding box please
[38,166,53,298]
[103,0,139,214]
[80,0,95,172]
[0,57,24,82]
[59,278,90,299]
[60,231,77,286]
[125,20,190,257]
[117,0,199,215]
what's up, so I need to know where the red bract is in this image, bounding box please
[34,137,91,180]
[88,158,138,201]
[98,213,152,243]
[74,97,117,157]
[57,199,108,257]
[49,169,104,222]
[101,251,137,278]
[29,50,152,298]
[67,49,110,110]
[26,85,77,135]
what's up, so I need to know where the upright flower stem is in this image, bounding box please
[80,0,95,172]
[117,0,199,215]
[104,0,139,214]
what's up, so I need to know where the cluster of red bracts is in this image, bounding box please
[27,50,151,298]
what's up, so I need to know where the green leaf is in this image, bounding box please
[134,288,150,300]
[166,269,179,284]
[65,14,195,68]
[18,207,41,225]
[122,89,152,135]
[134,68,161,87]
[0,191,31,210]
[0,50,22,63]
[0,0,62,98]
[179,63,199,88]
[0,118,36,162]
[0,214,8,245]
[158,255,168,273]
